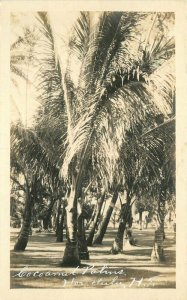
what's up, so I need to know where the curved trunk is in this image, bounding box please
[14,192,33,251]
[110,201,131,254]
[78,214,89,260]
[93,190,118,244]
[86,191,105,246]
[61,182,80,266]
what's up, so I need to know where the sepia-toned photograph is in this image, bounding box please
[9,9,177,289]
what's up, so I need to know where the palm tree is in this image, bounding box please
[86,188,106,246]
[57,12,143,265]
[56,12,175,265]
[12,11,175,264]
[10,27,37,86]
[10,20,39,127]
[93,189,119,245]
[149,120,175,261]
[11,123,36,250]
[10,121,62,250]
[133,117,175,261]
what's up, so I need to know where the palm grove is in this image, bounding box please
[10,12,175,266]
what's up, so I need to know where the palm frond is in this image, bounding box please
[60,12,175,188]
[34,12,68,141]
[69,11,90,61]
[11,122,61,180]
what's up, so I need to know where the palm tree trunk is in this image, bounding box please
[86,191,105,246]
[55,199,62,236]
[151,190,166,262]
[123,227,136,248]
[43,200,55,230]
[139,211,143,230]
[56,203,66,242]
[98,198,106,228]
[78,213,89,260]
[93,190,118,244]
[110,200,131,254]
[14,191,33,251]
[86,204,97,230]
[61,182,80,266]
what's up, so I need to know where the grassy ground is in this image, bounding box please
[10,227,176,289]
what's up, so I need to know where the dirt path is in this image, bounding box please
[10,227,176,289]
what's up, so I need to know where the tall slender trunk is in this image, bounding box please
[86,191,105,246]
[110,200,131,254]
[86,204,97,230]
[43,200,55,230]
[151,188,166,262]
[55,199,62,236]
[139,211,143,230]
[97,198,106,229]
[61,181,80,266]
[93,190,118,245]
[14,191,33,251]
[112,212,117,228]
[56,202,66,242]
[77,213,89,260]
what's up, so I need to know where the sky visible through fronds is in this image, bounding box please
[10,11,174,127]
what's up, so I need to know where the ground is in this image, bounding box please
[10,227,176,289]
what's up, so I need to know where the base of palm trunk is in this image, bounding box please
[80,250,89,260]
[86,229,95,246]
[93,236,102,245]
[79,241,89,260]
[151,243,165,262]
[151,228,165,262]
[110,238,123,254]
[14,237,28,251]
[124,229,136,248]
[56,236,63,242]
[61,242,80,266]
[56,229,63,242]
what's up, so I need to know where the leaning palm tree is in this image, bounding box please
[52,12,175,265]
[93,188,119,245]
[57,12,145,265]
